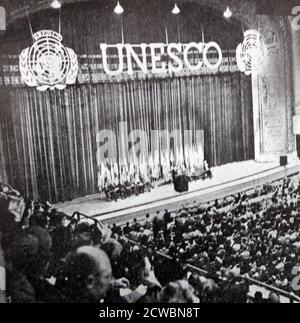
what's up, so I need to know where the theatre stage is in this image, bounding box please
[54,160,300,226]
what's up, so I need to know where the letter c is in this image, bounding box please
[183,42,204,71]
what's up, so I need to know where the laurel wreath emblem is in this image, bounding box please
[236,30,266,76]
[19,30,78,91]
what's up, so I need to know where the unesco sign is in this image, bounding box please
[100,30,266,77]
[18,29,266,90]
[100,42,223,76]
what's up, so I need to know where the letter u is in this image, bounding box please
[100,44,124,76]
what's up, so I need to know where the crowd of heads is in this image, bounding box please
[1,178,299,303]
[0,184,202,303]
[121,178,300,298]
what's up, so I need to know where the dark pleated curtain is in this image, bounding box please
[0,121,7,184]
[0,72,254,202]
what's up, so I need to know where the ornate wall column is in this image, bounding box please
[291,19,300,140]
[187,1,297,162]
[291,23,300,114]
[254,17,296,162]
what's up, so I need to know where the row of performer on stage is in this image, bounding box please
[99,160,212,201]
[102,177,153,201]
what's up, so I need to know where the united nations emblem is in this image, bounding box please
[236,30,266,76]
[19,30,78,91]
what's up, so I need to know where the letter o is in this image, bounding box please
[203,42,223,70]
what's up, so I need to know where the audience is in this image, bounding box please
[121,178,300,298]
[0,178,299,303]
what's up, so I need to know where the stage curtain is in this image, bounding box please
[0,122,7,184]
[0,72,253,203]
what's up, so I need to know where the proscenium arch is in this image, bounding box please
[184,1,295,161]
[5,0,296,161]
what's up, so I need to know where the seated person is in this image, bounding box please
[57,246,129,303]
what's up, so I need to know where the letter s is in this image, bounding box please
[167,43,183,73]
[291,6,300,31]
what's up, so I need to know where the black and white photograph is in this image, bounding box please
[0,0,300,308]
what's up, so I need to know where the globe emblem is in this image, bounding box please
[28,34,71,86]
[36,53,62,78]
[19,30,78,91]
[236,30,266,75]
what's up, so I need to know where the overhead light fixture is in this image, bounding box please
[51,0,61,9]
[114,1,124,15]
[223,6,232,18]
[172,3,180,15]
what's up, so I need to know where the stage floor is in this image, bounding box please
[54,160,300,225]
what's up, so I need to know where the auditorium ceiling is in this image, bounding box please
[0,0,248,55]
[2,0,260,25]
